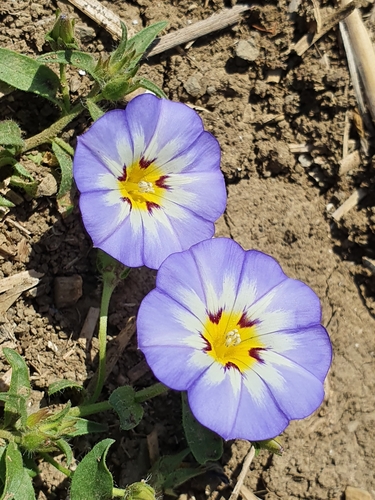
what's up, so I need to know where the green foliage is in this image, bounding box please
[86,98,105,121]
[48,378,85,396]
[0,48,61,106]
[254,437,283,456]
[126,21,168,69]
[3,348,31,429]
[70,439,114,500]
[150,448,207,495]
[109,386,143,430]
[0,120,24,148]
[45,10,78,51]
[37,50,98,81]
[181,392,223,465]
[51,139,73,198]
[1,443,36,500]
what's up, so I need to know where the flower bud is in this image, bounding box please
[125,481,156,500]
[46,10,78,50]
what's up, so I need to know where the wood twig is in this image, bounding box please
[68,0,254,57]
[291,1,357,56]
[331,188,367,221]
[340,0,375,127]
[229,446,256,500]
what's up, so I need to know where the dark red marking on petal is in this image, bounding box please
[237,311,258,329]
[207,308,223,325]
[200,334,212,352]
[249,347,266,364]
[118,166,127,182]
[139,157,155,169]
[225,361,240,372]
[146,201,160,213]
[121,197,132,208]
[155,175,170,190]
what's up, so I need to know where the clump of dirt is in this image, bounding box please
[1,0,375,499]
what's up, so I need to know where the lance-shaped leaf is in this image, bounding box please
[86,98,104,121]
[37,50,98,82]
[3,348,31,429]
[127,21,168,69]
[0,121,24,148]
[109,22,128,67]
[182,392,223,465]
[63,417,108,437]
[1,442,35,500]
[56,439,73,466]
[52,139,73,198]
[48,378,85,397]
[109,386,143,431]
[128,77,167,98]
[0,48,60,106]
[70,439,114,500]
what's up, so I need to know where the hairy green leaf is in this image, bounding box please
[70,439,114,500]
[56,439,73,466]
[3,348,31,429]
[37,50,98,81]
[48,379,84,396]
[109,22,128,67]
[63,417,107,437]
[130,78,167,98]
[182,392,223,465]
[86,98,105,121]
[109,386,143,431]
[1,442,35,500]
[0,120,24,147]
[0,48,60,105]
[51,140,73,198]
[127,21,168,69]
[0,195,15,208]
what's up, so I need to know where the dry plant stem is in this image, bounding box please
[22,102,85,153]
[332,187,367,221]
[68,0,254,57]
[292,1,357,56]
[341,0,375,125]
[229,446,256,500]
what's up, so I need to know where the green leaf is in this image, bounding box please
[109,386,143,430]
[0,195,15,208]
[56,439,73,466]
[10,173,38,197]
[127,78,166,98]
[254,437,283,456]
[86,98,105,121]
[37,50,99,82]
[13,161,34,181]
[109,22,128,67]
[0,121,24,147]
[51,140,73,198]
[0,445,7,488]
[0,48,60,106]
[127,21,168,68]
[181,392,223,465]
[63,417,108,437]
[1,442,36,500]
[48,379,85,396]
[70,438,114,500]
[3,348,31,429]
[102,75,129,101]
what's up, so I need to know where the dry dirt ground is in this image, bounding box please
[1,0,375,499]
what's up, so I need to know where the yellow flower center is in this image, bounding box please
[117,156,169,212]
[202,309,265,373]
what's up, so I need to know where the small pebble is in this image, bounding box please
[235,38,260,62]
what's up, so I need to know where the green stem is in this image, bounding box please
[22,102,85,153]
[39,452,72,477]
[113,487,127,497]
[0,429,19,443]
[68,400,112,418]
[87,275,117,404]
[135,383,169,403]
[60,64,70,114]
[68,383,168,419]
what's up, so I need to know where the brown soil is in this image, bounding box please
[1,0,375,499]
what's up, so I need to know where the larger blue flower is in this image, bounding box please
[73,94,226,269]
[137,238,332,441]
